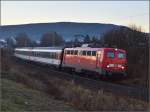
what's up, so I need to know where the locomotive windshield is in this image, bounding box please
[118,52,124,59]
[107,51,114,58]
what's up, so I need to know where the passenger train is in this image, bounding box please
[14,47,127,77]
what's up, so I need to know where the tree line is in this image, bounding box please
[7,32,64,48]
[6,32,101,48]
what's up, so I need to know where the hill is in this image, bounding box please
[0,22,122,41]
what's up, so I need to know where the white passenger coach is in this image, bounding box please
[14,47,63,67]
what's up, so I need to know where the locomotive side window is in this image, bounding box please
[82,51,86,56]
[107,51,114,58]
[87,51,91,56]
[71,50,74,55]
[118,52,124,59]
[92,51,96,56]
[74,50,78,55]
[67,50,70,55]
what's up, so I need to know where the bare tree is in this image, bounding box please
[15,32,31,47]
[84,35,91,43]
[40,32,64,47]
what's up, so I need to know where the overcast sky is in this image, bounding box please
[1,1,149,32]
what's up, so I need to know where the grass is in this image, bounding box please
[49,78,149,111]
[1,75,74,112]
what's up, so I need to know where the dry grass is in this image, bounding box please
[48,78,149,111]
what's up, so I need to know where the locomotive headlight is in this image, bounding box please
[121,66,125,69]
[107,65,110,68]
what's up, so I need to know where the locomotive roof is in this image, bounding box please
[65,47,125,52]
[65,47,106,50]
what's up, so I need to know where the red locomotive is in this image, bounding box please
[62,47,127,77]
[14,47,127,78]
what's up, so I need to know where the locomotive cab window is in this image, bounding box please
[87,51,91,56]
[118,52,124,59]
[107,51,114,58]
[92,51,96,56]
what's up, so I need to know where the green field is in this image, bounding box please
[1,72,74,112]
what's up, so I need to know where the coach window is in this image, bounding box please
[51,53,53,58]
[39,52,41,57]
[41,52,43,57]
[42,52,45,58]
[92,51,96,56]
[37,52,39,57]
[53,52,55,58]
[45,52,47,58]
[36,52,38,57]
[54,53,56,59]
[46,52,49,58]
[49,52,52,58]
[52,52,55,59]
[38,52,40,57]
[47,52,49,58]
[34,52,36,57]
[55,53,57,59]
[87,51,91,56]
[43,52,45,57]
[40,52,42,57]
[50,52,52,58]
[53,53,56,59]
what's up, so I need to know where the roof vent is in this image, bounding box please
[81,44,91,47]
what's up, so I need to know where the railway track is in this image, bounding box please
[13,57,149,102]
